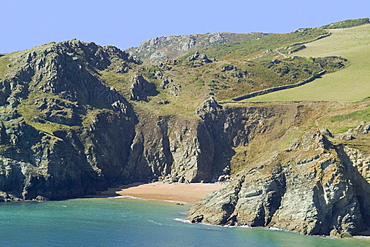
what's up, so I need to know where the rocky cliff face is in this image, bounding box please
[0,40,139,201]
[0,41,239,200]
[188,126,370,236]
[0,44,314,202]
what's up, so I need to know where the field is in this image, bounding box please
[244,24,370,102]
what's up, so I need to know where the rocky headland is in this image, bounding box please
[188,125,370,236]
[0,30,369,238]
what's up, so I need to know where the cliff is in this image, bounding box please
[187,125,370,236]
[0,40,140,200]
[0,41,235,200]
[0,36,369,237]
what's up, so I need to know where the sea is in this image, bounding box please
[0,197,369,247]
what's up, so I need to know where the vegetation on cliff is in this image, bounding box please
[0,18,370,237]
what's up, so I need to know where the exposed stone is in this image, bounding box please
[200,54,212,63]
[320,128,333,137]
[157,100,169,105]
[158,62,172,71]
[126,32,268,63]
[187,131,370,236]
[33,98,80,126]
[221,65,236,72]
[130,72,158,101]
[189,52,200,61]
[116,62,131,73]
[195,97,223,119]
[160,78,171,89]
[187,52,214,67]
[168,83,181,96]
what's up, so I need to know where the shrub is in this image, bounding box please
[321,18,370,29]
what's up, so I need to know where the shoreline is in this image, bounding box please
[97,183,370,240]
[100,182,226,204]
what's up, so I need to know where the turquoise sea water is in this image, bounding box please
[0,198,369,247]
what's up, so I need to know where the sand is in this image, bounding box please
[102,182,225,204]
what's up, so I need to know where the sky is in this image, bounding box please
[1,0,369,53]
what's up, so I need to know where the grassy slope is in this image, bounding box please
[244,24,370,102]
[101,57,342,117]
[179,28,328,61]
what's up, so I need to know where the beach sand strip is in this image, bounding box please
[102,182,225,204]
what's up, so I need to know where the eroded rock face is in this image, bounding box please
[123,114,217,183]
[0,109,136,201]
[122,99,306,185]
[195,96,223,117]
[130,73,158,102]
[0,41,138,201]
[187,131,370,236]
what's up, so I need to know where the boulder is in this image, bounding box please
[130,73,158,101]
[195,97,223,118]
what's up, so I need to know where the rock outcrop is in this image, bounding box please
[123,114,218,183]
[187,52,214,67]
[130,72,158,101]
[126,32,269,62]
[188,129,370,236]
[0,40,138,201]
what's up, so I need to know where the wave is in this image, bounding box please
[146,219,163,226]
[164,200,188,204]
[108,195,144,200]
[109,196,188,205]
[268,227,282,231]
[173,219,283,231]
[174,218,192,224]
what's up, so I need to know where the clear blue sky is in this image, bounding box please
[1,0,369,53]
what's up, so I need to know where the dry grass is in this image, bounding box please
[0,56,10,79]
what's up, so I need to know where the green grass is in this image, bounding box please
[99,47,349,117]
[244,24,370,102]
[17,92,76,135]
[330,107,370,122]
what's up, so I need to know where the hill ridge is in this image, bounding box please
[126,32,270,62]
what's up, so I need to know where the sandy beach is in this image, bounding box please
[102,182,225,204]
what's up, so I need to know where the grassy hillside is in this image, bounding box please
[1,19,367,121]
[244,23,370,102]
[179,28,329,61]
[100,55,346,118]
[100,23,351,117]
